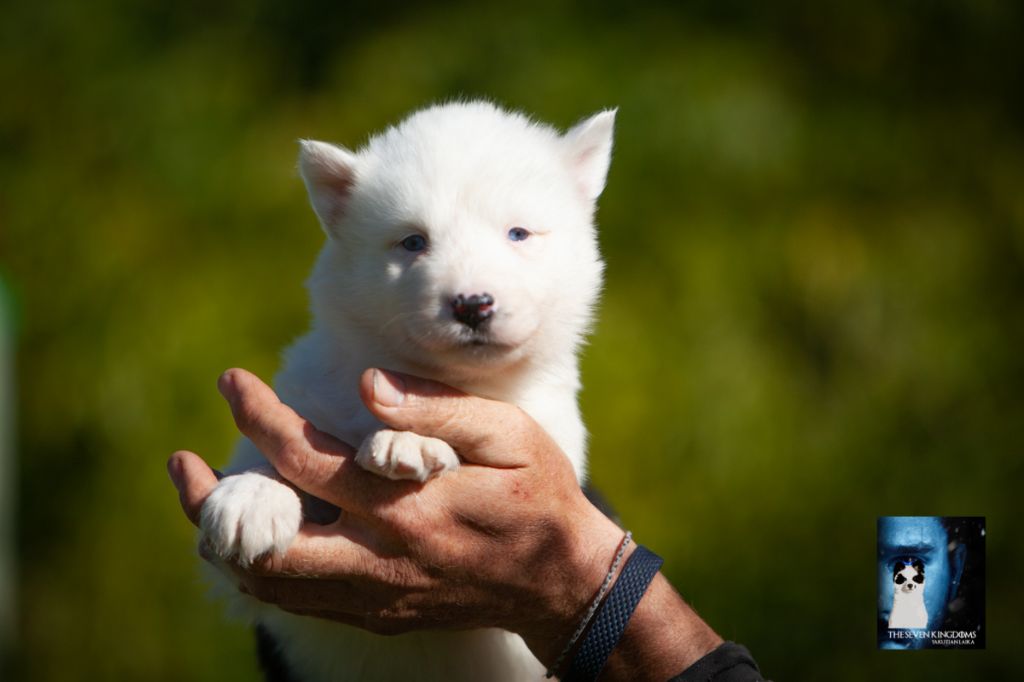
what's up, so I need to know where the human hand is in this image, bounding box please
[168,367,625,668]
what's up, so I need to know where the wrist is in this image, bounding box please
[516,517,723,682]
[561,543,664,680]
[598,573,723,681]
[517,506,627,669]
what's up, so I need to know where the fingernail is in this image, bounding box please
[217,370,237,403]
[373,369,406,407]
[167,456,184,490]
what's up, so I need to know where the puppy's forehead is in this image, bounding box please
[361,105,573,205]
[376,101,561,153]
[381,143,558,188]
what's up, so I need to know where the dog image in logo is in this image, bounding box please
[198,100,614,681]
[888,558,928,629]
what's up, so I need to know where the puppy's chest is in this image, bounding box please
[279,376,378,446]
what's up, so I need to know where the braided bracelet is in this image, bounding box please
[563,544,664,682]
[545,531,633,679]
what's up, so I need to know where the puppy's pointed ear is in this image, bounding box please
[563,109,617,202]
[298,139,358,234]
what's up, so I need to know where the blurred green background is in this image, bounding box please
[2,0,1022,679]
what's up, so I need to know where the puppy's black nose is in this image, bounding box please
[451,293,494,329]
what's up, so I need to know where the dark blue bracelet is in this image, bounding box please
[563,545,664,682]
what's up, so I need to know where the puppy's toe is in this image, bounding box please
[420,437,460,474]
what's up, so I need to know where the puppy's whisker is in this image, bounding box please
[377,311,418,335]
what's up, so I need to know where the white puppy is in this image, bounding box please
[200,100,614,681]
[888,559,928,629]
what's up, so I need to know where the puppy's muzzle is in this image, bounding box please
[451,293,495,329]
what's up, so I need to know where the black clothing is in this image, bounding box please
[669,641,765,682]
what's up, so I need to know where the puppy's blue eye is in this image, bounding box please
[400,234,427,252]
[508,227,530,242]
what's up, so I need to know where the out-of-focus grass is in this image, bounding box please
[2,1,1022,679]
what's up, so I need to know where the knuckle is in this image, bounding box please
[367,555,411,589]
[507,405,535,438]
[273,439,310,483]
[384,506,432,546]
[367,495,407,528]
[426,402,462,439]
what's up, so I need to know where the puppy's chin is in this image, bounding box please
[396,326,536,375]
[423,338,529,370]
[397,315,540,362]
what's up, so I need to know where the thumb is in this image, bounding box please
[359,368,538,467]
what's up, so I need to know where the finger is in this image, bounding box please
[358,368,539,466]
[168,450,220,526]
[218,368,403,511]
[235,561,420,636]
[236,573,368,614]
[202,524,380,598]
[273,606,417,636]
[242,521,383,578]
[256,600,409,636]
[225,522,400,612]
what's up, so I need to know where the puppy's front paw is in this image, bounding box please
[200,471,302,565]
[356,430,459,482]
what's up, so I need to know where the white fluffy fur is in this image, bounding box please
[888,566,928,629]
[200,100,614,681]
